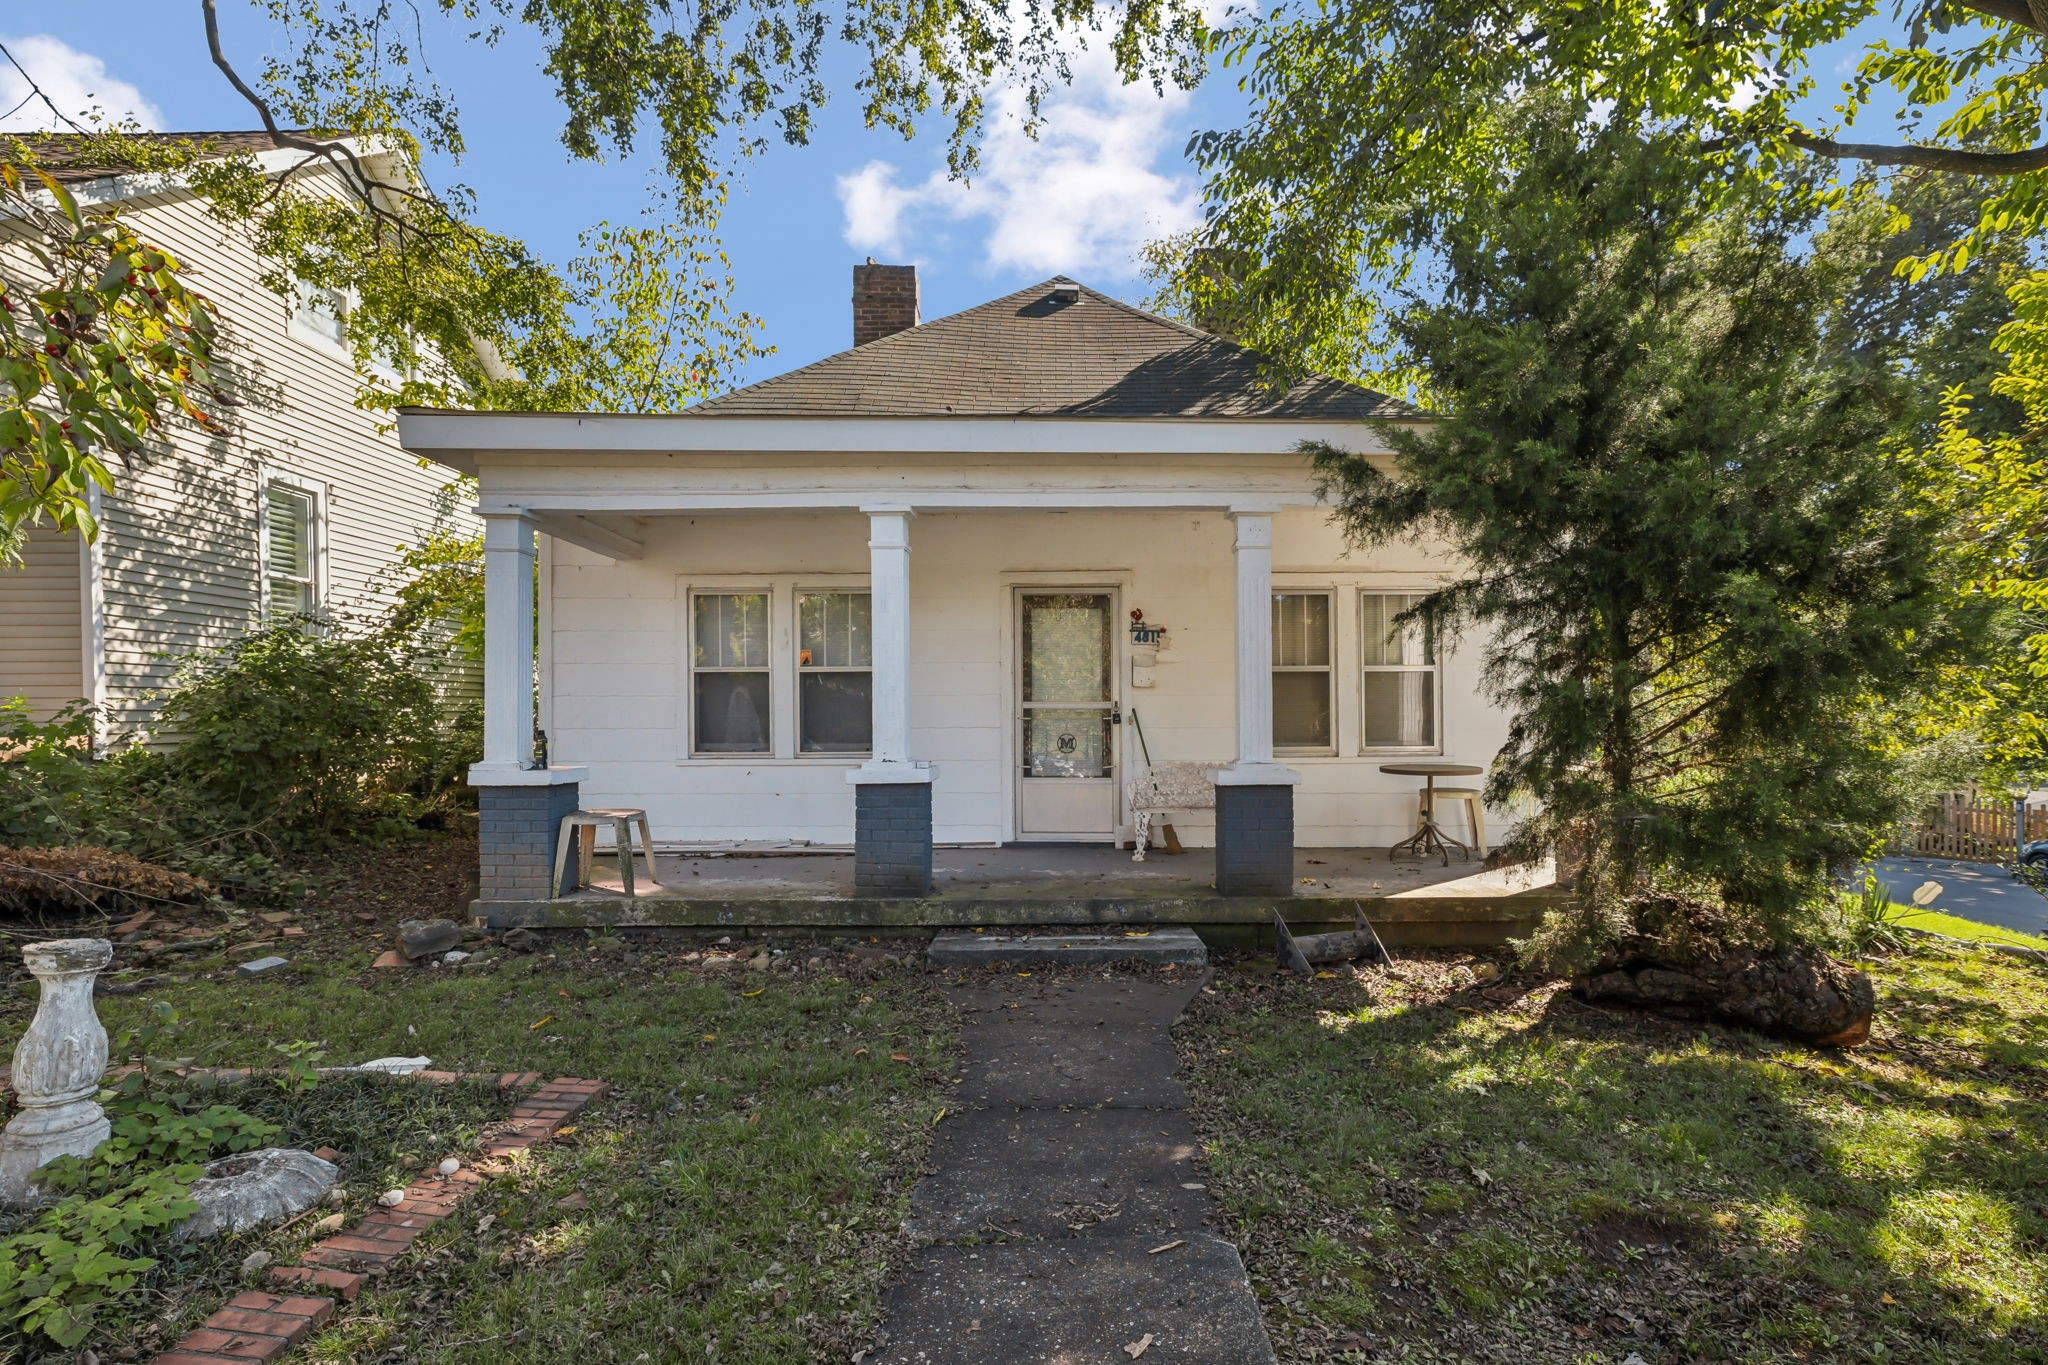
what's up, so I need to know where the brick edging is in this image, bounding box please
[151,1075,607,1364]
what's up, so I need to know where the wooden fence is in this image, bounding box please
[1899,792,2048,860]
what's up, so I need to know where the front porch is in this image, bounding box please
[471,845,1562,947]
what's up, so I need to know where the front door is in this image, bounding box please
[1015,590,1120,841]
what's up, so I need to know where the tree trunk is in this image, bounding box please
[1574,942,1875,1046]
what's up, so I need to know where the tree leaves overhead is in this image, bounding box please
[1176,0,2047,374]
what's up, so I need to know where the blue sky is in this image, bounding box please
[4,5,1914,387]
[1,4,1248,380]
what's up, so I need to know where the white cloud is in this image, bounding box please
[835,29,1202,280]
[0,34,162,133]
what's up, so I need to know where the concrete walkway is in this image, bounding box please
[873,970,1275,1363]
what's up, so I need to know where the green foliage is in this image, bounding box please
[0,618,479,906]
[1175,0,2046,379]
[385,527,483,665]
[0,1004,293,1352]
[0,157,226,555]
[1844,876,1915,956]
[1310,111,1970,962]
[0,1169,195,1348]
[153,620,444,835]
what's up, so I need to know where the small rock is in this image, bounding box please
[371,950,408,969]
[352,911,378,924]
[282,927,307,937]
[397,918,464,960]
[1471,962,1503,984]
[437,1158,461,1177]
[377,1189,406,1208]
[259,912,294,925]
[748,954,771,972]
[238,956,289,978]
[502,928,543,952]
[323,1187,346,1207]
[241,1249,272,1274]
[313,1212,345,1234]
[442,950,471,965]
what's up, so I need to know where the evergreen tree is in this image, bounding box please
[1309,108,1971,970]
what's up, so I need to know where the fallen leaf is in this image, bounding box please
[742,988,765,998]
[890,1052,912,1063]
[528,1016,554,1030]
[702,1034,716,1042]
[1146,1239,1185,1255]
[854,1046,869,1057]
[1124,1334,1155,1358]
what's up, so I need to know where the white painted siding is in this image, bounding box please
[545,506,1513,849]
[2,167,476,738]
[0,527,85,719]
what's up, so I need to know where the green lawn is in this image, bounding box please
[14,938,955,1363]
[1177,946,2048,1363]
[1890,907,2048,951]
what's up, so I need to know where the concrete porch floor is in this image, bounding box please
[608,844,1551,902]
[475,844,1562,947]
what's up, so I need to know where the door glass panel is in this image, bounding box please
[1021,594,1111,705]
[1023,710,1112,778]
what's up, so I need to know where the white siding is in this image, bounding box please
[545,506,1513,849]
[0,527,85,720]
[3,170,476,737]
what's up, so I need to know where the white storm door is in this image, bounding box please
[1016,590,1119,841]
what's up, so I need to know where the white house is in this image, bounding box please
[398,267,1514,906]
[0,132,475,738]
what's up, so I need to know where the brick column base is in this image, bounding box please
[479,782,581,901]
[1215,783,1295,896]
[855,782,933,897]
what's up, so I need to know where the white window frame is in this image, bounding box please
[795,587,874,759]
[677,575,871,764]
[687,587,775,758]
[1357,589,1443,755]
[287,280,351,359]
[258,472,327,622]
[1272,589,1337,757]
[288,279,409,383]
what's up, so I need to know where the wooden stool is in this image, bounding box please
[1420,787,1487,856]
[551,808,658,897]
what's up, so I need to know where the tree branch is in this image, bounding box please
[1952,0,2045,35]
[1785,128,2048,175]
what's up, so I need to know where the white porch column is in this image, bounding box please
[855,506,925,780]
[1230,511,1277,767]
[479,511,537,769]
[850,507,931,896]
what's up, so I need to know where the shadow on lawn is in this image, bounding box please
[1184,953,2047,1363]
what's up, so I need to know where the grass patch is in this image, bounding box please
[1178,947,2048,1362]
[1889,907,2048,951]
[7,933,955,1363]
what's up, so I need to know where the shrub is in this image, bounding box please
[155,620,447,835]
[0,846,210,917]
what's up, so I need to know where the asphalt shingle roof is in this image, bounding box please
[5,130,325,184]
[688,278,1415,421]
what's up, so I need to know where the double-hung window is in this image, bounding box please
[797,590,872,754]
[291,282,348,348]
[692,592,771,754]
[263,483,319,619]
[1360,591,1437,750]
[1272,591,1334,752]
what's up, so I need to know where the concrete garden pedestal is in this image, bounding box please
[0,938,114,1205]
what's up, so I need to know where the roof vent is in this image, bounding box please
[1049,280,1081,305]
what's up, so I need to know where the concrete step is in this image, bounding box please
[927,927,1208,968]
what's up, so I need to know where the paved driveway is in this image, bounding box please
[1870,856,2048,937]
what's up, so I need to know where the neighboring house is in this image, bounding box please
[0,132,474,737]
[399,266,1515,907]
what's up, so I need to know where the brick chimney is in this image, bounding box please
[853,260,919,346]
